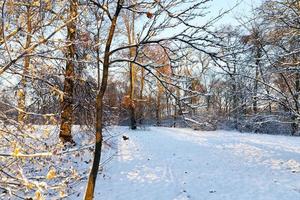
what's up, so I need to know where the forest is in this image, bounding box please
[1,0,300,199]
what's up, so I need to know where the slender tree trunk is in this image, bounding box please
[17,6,32,124]
[140,68,145,99]
[124,11,137,130]
[156,80,163,126]
[292,72,300,136]
[173,103,177,127]
[253,45,261,114]
[59,0,77,143]
[95,12,104,88]
[232,80,238,129]
[231,63,238,129]
[129,48,137,129]
[166,93,170,118]
[156,95,161,126]
[190,79,197,116]
[139,67,145,124]
[173,87,180,127]
[253,64,258,114]
[84,2,123,199]
[207,95,211,112]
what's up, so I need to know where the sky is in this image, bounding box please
[208,0,262,26]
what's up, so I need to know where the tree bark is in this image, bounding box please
[17,6,32,124]
[139,67,145,124]
[59,0,77,143]
[123,10,137,129]
[129,50,137,129]
[156,79,163,126]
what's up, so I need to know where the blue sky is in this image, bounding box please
[208,0,262,26]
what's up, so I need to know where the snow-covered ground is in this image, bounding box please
[74,127,300,200]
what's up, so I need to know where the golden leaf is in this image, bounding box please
[46,168,56,180]
[59,190,65,198]
[35,190,45,200]
[12,147,20,157]
[33,0,40,7]
[70,28,75,33]
[43,129,50,138]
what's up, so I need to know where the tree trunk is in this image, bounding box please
[166,93,170,118]
[17,6,32,125]
[232,63,238,129]
[124,10,137,130]
[173,87,180,127]
[253,45,261,114]
[156,96,161,126]
[190,79,197,116]
[139,67,145,125]
[156,81,163,126]
[59,0,77,143]
[292,72,300,136]
[129,50,137,129]
[232,81,238,129]
[84,2,123,199]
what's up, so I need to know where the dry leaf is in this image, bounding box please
[146,12,153,19]
[46,168,56,180]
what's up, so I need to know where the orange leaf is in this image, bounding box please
[146,12,153,19]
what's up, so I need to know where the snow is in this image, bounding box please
[73,127,300,199]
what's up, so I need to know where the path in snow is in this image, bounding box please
[76,127,300,200]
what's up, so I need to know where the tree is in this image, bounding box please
[258,0,300,135]
[17,5,32,124]
[122,2,137,129]
[59,0,78,143]
[84,1,123,198]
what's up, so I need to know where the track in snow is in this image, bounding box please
[75,126,300,200]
